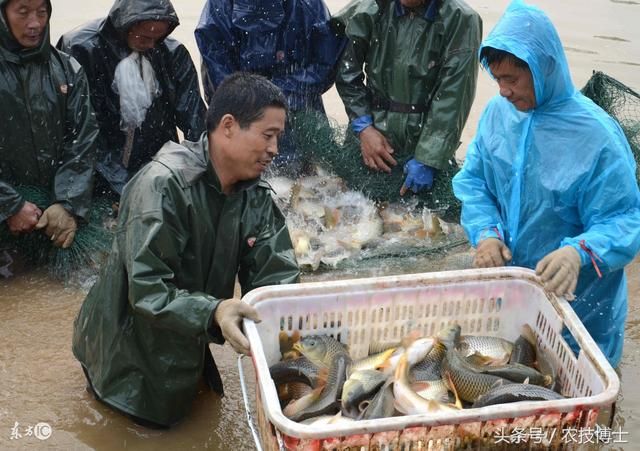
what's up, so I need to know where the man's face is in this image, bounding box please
[400,0,425,8]
[489,59,536,112]
[4,0,48,49]
[222,107,286,182]
[126,20,169,52]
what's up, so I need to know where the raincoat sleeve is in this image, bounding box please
[414,11,482,170]
[194,0,237,91]
[452,109,506,247]
[334,1,378,121]
[123,181,220,342]
[238,194,300,295]
[559,141,640,273]
[0,181,24,223]
[53,56,99,219]
[167,41,207,140]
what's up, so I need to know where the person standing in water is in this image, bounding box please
[453,0,640,366]
[57,0,206,198]
[0,0,98,249]
[73,73,300,429]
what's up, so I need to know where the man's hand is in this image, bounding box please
[7,202,42,234]
[400,159,435,195]
[474,238,512,268]
[35,203,77,248]
[535,246,581,300]
[359,126,397,173]
[214,298,261,355]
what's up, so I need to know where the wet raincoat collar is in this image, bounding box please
[180,133,261,195]
[393,0,439,21]
[0,0,51,63]
[480,0,575,110]
[107,0,179,37]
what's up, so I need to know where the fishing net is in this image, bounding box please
[581,71,640,180]
[0,186,114,281]
[289,110,462,224]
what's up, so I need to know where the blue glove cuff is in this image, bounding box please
[351,115,374,134]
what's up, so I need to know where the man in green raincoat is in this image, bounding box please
[335,0,481,195]
[73,72,300,428]
[0,0,98,249]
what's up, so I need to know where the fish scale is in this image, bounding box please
[442,348,507,403]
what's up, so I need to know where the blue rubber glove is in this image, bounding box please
[401,159,435,194]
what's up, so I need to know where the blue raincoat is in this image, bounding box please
[452,0,640,367]
[194,0,343,112]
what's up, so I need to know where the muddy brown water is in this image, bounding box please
[2,0,639,449]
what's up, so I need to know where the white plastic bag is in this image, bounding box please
[112,52,159,130]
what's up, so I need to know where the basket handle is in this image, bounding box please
[237,354,264,451]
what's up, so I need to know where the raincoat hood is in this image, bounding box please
[107,0,179,37]
[0,0,51,62]
[481,0,575,110]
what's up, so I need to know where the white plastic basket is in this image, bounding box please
[240,267,619,450]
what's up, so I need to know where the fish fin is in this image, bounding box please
[523,377,530,385]
[373,348,397,370]
[394,353,408,382]
[282,350,301,361]
[291,330,301,344]
[279,331,291,355]
[315,367,329,390]
[521,324,538,347]
[444,372,463,410]
[544,375,554,388]
[466,352,496,366]
[490,379,506,389]
[410,381,431,392]
[378,347,402,372]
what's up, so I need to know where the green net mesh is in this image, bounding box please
[0,186,114,281]
[581,71,640,180]
[290,111,462,223]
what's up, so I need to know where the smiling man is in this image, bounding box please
[453,0,640,367]
[57,0,206,198]
[0,0,97,249]
[72,72,300,429]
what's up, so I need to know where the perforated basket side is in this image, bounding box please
[243,267,619,444]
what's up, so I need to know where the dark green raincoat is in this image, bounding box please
[57,0,206,195]
[0,0,98,222]
[72,135,300,426]
[334,0,481,170]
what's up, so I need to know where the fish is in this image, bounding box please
[279,330,301,360]
[466,353,552,387]
[458,335,514,365]
[472,382,565,408]
[293,335,350,370]
[442,347,509,403]
[288,353,350,422]
[509,325,537,367]
[277,382,313,406]
[283,377,327,418]
[379,335,437,377]
[394,353,459,415]
[269,356,321,387]
[411,324,461,381]
[341,369,387,418]
[359,379,396,420]
[368,341,400,355]
[348,347,397,376]
[411,379,451,404]
[536,345,561,392]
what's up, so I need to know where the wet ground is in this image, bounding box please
[2,0,639,449]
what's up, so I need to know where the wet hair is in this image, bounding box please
[480,46,530,71]
[206,72,288,132]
